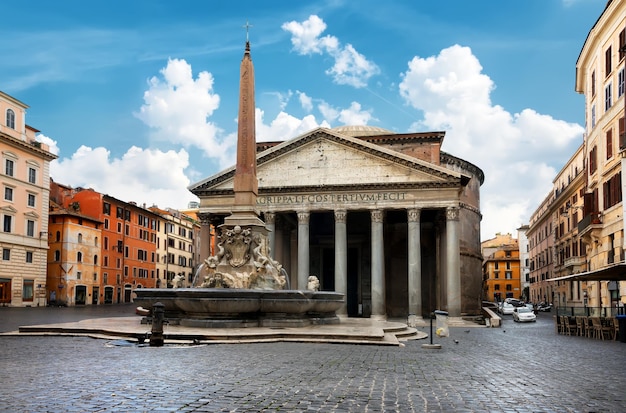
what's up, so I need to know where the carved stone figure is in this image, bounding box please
[307,275,320,291]
[172,273,185,288]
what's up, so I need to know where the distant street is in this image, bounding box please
[1,306,625,412]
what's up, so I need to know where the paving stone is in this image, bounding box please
[1,307,626,412]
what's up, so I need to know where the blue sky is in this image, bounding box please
[1,0,605,239]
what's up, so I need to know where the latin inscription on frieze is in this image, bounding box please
[257,192,407,206]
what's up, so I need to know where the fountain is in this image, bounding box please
[134,34,344,329]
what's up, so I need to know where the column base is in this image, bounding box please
[407,315,425,327]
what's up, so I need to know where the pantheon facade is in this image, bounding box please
[190,125,484,318]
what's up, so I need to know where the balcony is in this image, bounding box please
[563,256,586,270]
[578,213,602,236]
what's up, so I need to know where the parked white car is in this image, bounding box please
[512,306,537,322]
[499,302,515,315]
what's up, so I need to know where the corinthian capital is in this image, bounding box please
[407,208,421,223]
[446,207,460,221]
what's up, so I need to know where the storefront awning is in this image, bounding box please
[550,263,626,282]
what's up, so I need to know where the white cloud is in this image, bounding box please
[282,15,379,88]
[297,91,313,112]
[338,102,375,125]
[36,133,60,156]
[318,101,340,124]
[255,108,330,142]
[399,45,584,239]
[50,145,197,209]
[134,58,235,169]
[316,100,374,126]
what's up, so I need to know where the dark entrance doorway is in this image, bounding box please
[92,286,99,305]
[75,285,86,305]
[0,278,11,304]
[104,286,113,304]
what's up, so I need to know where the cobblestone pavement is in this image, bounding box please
[1,306,625,412]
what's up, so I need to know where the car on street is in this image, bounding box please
[499,302,516,315]
[513,306,537,322]
[537,303,553,312]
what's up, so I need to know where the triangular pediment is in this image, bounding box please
[24,211,40,219]
[190,127,464,194]
[1,205,18,214]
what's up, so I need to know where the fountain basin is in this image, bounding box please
[134,288,344,328]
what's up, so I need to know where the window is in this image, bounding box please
[104,218,109,230]
[27,193,36,207]
[606,46,612,77]
[591,70,596,96]
[77,271,81,280]
[619,68,625,99]
[617,117,626,149]
[605,83,613,111]
[26,220,35,237]
[6,109,15,129]
[78,233,83,243]
[603,172,622,210]
[4,186,13,201]
[3,215,12,233]
[26,251,33,263]
[77,251,83,262]
[28,168,36,184]
[54,250,60,261]
[506,284,512,292]
[4,158,14,176]
[103,202,111,215]
[607,129,613,159]
[589,146,597,174]
[2,248,9,260]
[494,284,500,291]
[505,271,512,279]
[591,105,596,128]
[22,280,34,302]
[620,29,626,60]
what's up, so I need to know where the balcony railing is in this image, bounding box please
[577,213,602,233]
[563,256,586,269]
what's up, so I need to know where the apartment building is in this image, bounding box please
[481,233,521,302]
[47,196,103,305]
[517,224,530,300]
[527,192,555,305]
[149,206,199,288]
[0,91,57,307]
[572,0,626,310]
[551,144,586,308]
[50,183,161,304]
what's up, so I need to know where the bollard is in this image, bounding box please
[422,311,442,349]
[150,302,165,347]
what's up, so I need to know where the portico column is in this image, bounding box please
[408,208,422,318]
[334,209,347,314]
[446,206,461,316]
[197,213,212,263]
[265,212,276,258]
[371,209,385,318]
[297,211,310,290]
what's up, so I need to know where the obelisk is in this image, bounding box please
[223,32,264,228]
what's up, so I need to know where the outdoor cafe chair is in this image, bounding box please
[575,316,585,337]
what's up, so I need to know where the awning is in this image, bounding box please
[550,263,626,282]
